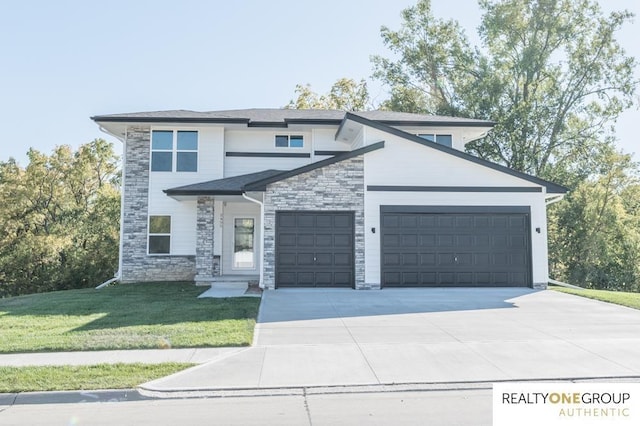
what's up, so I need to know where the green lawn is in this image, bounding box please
[0,363,194,393]
[550,287,640,310]
[0,282,261,353]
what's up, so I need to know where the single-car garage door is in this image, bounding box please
[381,206,531,287]
[276,211,354,288]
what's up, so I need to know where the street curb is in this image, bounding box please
[0,389,150,406]
[137,375,640,399]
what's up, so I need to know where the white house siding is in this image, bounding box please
[311,128,351,161]
[224,130,312,177]
[363,134,549,288]
[394,126,489,151]
[148,126,225,256]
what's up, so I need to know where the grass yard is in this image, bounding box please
[550,286,640,310]
[0,282,261,353]
[0,363,194,393]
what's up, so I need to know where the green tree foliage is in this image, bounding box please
[0,140,120,297]
[548,148,640,291]
[286,78,370,111]
[372,0,636,179]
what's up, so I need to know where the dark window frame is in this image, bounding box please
[151,130,199,172]
[148,215,171,255]
[275,134,304,148]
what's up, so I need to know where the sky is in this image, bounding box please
[0,0,638,165]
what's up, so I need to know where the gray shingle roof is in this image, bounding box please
[91,108,494,127]
[164,169,284,196]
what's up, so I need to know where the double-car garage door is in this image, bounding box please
[274,207,532,288]
[380,206,531,287]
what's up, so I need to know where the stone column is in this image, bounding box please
[195,196,215,285]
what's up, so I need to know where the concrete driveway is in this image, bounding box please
[143,288,640,393]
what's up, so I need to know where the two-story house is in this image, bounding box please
[92,109,567,290]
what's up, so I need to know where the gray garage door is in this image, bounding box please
[381,206,531,287]
[275,211,354,288]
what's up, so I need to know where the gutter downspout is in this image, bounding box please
[242,192,265,289]
[95,125,126,289]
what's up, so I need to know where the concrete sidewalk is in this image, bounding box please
[0,348,244,367]
[140,289,640,395]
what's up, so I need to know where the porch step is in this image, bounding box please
[212,281,249,290]
[212,275,259,283]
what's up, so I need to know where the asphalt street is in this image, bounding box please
[0,387,492,426]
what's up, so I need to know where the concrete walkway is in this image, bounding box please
[0,348,244,367]
[141,289,640,394]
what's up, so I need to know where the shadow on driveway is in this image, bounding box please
[258,287,538,323]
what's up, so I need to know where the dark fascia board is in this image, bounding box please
[164,189,243,196]
[91,116,250,124]
[375,119,496,127]
[344,112,569,194]
[92,116,344,127]
[285,118,344,125]
[368,186,542,193]
[243,141,385,191]
[226,152,311,158]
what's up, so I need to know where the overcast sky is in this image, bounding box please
[0,0,637,164]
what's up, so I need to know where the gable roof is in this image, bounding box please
[342,112,568,194]
[91,108,495,128]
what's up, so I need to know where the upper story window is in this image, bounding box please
[418,134,453,148]
[151,130,198,172]
[275,134,303,148]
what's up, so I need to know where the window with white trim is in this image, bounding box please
[151,130,198,172]
[148,215,171,254]
[275,134,303,148]
[417,134,453,147]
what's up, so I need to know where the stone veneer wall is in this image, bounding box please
[262,156,366,290]
[195,196,216,285]
[120,127,195,282]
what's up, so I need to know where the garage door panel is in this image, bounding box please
[383,253,400,266]
[383,234,400,247]
[316,215,332,228]
[296,215,315,228]
[315,234,332,247]
[402,235,418,247]
[334,234,352,248]
[276,211,354,288]
[438,235,454,246]
[279,253,297,266]
[334,215,352,228]
[334,253,352,266]
[401,216,418,227]
[297,234,315,246]
[279,234,297,247]
[403,253,418,266]
[381,209,531,287]
[420,253,436,265]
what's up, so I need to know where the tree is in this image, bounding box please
[372,0,637,179]
[286,78,371,111]
[548,147,640,291]
[0,139,120,297]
